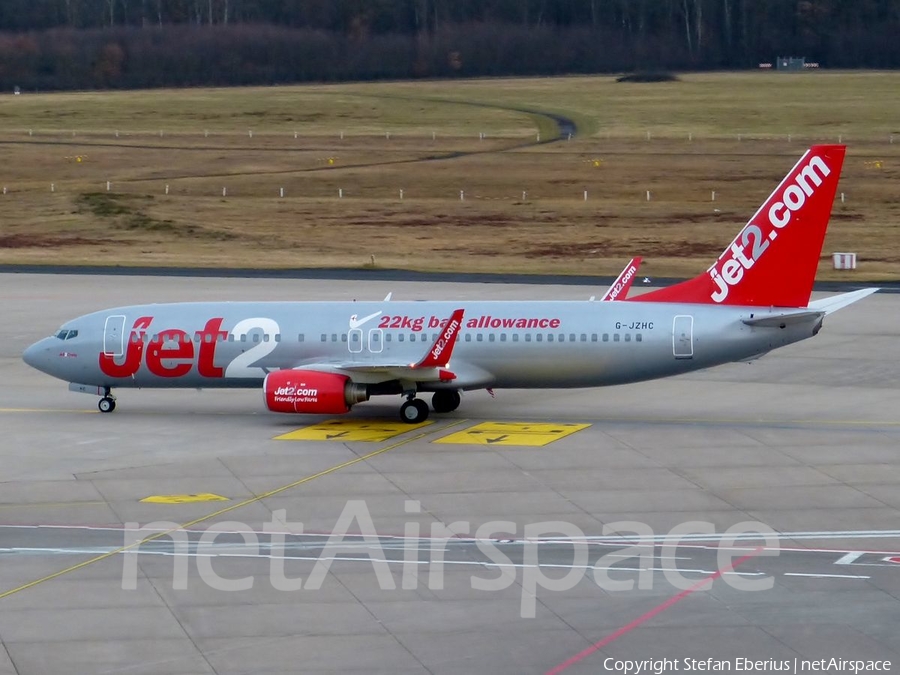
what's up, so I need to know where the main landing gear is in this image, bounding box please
[98,388,116,413]
[399,389,462,424]
[431,390,461,414]
[400,397,429,424]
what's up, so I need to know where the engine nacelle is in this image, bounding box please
[263,370,368,414]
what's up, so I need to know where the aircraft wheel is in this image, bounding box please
[98,397,116,413]
[431,390,461,413]
[400,398,429,424]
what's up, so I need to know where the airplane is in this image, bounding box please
[23,145,877,424]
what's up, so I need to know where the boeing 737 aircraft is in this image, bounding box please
[23,145,876,423]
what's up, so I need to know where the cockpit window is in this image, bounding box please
[54,329,78,340]
[55,330,68,340]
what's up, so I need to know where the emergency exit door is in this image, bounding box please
[673,315,694,359]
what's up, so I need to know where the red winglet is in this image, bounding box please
[414,309,464,369]
[630,145,846,307]
[601,257,642,301]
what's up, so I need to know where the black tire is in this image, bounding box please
[400,398,429,424]
[432,390,461,413]
[98,397,116,413]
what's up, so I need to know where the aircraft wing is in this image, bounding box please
[288,309,466,383]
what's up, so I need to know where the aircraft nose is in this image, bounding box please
[23,339,51,372]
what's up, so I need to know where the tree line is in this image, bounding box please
[1,1,899,91]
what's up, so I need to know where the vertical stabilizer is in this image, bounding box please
[631,145,846,307]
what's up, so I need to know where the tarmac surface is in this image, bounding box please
[2,273,900,674]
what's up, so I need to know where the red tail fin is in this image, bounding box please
[601,257,642,301]
[631,145,846,307]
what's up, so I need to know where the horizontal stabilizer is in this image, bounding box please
[742,311,823,328]
[807,288,879,315]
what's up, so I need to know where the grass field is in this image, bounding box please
[1,71,898,279]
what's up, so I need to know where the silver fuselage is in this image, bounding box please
[23,300,820,392]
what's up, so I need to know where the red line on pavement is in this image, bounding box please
[545,548,762,675]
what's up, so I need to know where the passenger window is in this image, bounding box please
[130,334,140,343]
[399,334,405,342]
[512,334,519,342]
[228,334,234,342]
[194,334,201,342]
[636,334,642,342]
[569,333,576,342]
[581,334,587,342]
[489,334,495,342]
[275,334,281,343]
[548,334,554,342]
[500,334,507,342]
[624,334,631,342]
[477,334,483,342]
[613,334,620,342]
[298,334,304,342]
[525,334,531,342]
[591,334,598,342]
[385,334,391,342]
[320,334,326,342]
[536,334,543,342]
[331,334,337,342]
[253,334,260,343]
[602,333,609,342]
[465,334,471,342]
[341,334,347,343]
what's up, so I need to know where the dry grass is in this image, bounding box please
[1,72,899,280]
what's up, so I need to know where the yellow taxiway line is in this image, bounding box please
[0,419,466,601]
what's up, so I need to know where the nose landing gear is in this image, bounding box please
[98,388,116,413]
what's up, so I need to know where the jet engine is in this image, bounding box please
[263,370,369,414]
